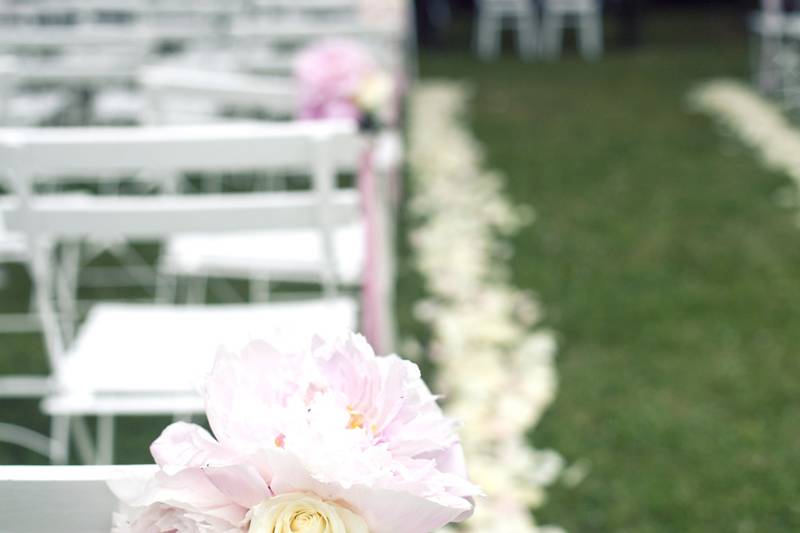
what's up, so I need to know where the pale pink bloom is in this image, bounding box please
[113,502,241,533]
[114,333,479,533]
[294,39,377,121]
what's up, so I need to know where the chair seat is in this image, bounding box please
[47,298,357,415]
[4,91,70,126]
[92,89,146,124]
[160,222,365,285]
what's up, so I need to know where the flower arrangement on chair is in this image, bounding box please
[294,39,400,133]
[112,333,479,532]
[292,39,404,356]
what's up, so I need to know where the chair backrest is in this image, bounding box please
[226,18,404,74]
[0,120,363,373]
[0,465,157,533]
[0,120,360,176]
[139,65,297,123]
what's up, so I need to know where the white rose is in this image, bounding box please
[355,72,394,116]
[248,493,368,533]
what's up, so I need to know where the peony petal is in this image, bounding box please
[202,464,270,508]
[264,448,473,533]
[115,467,247,529]
[150,422,237,469]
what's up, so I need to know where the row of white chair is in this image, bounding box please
[0,0,407,126]
[475,0,603,61]
[0,120,397,464]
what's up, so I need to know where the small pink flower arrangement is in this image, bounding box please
[113,333,478,532]
[294,40,398,131]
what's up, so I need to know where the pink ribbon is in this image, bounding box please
[359,139,382,352]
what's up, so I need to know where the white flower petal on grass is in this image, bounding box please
[409,82,563,533]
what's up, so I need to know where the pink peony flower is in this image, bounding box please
[294,39,378,121]
[114,333,479,533]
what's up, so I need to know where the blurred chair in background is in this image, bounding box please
[749,0,800,112]
[751,0,788,94]
[474,0,538,60]
[541,0,603,60]
[0,0,406,127]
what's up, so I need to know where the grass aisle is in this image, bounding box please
[417,9,800,533]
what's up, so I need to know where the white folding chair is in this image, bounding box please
[154,127,367,304]
[0,464,156,533]
[541,0,603,60]
[749,0,800,108]
[136,75,397,355]
[139,65,297,124]
[0,121,369,464]
[474,0,538,61]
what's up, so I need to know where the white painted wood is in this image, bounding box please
[0,121,361,175]
[59,299,357,396]
[0,465,156,533]
[140,65,297,122]
[0,422,54,458]
[2,190,360,239]
[0,376,50,398]
[0,121,374,462]
[161,221,365,284]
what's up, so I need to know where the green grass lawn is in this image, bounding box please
[417,7,800,533]
[2,6,800,532]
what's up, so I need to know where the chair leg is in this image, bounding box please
[96,415,115,465]
[249,279,271,302]
[56,242,81,344]
[542,13,563,60]
[50,416,70,464]
[517,12,538,61]
[475,12,487,59]
[476,12,499,60]
[187,277,208,304]
[490,15,503,59]
[72,417,96,464]
[155,272,178,303]
[580,12,603,60]
[759,36,783,94]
